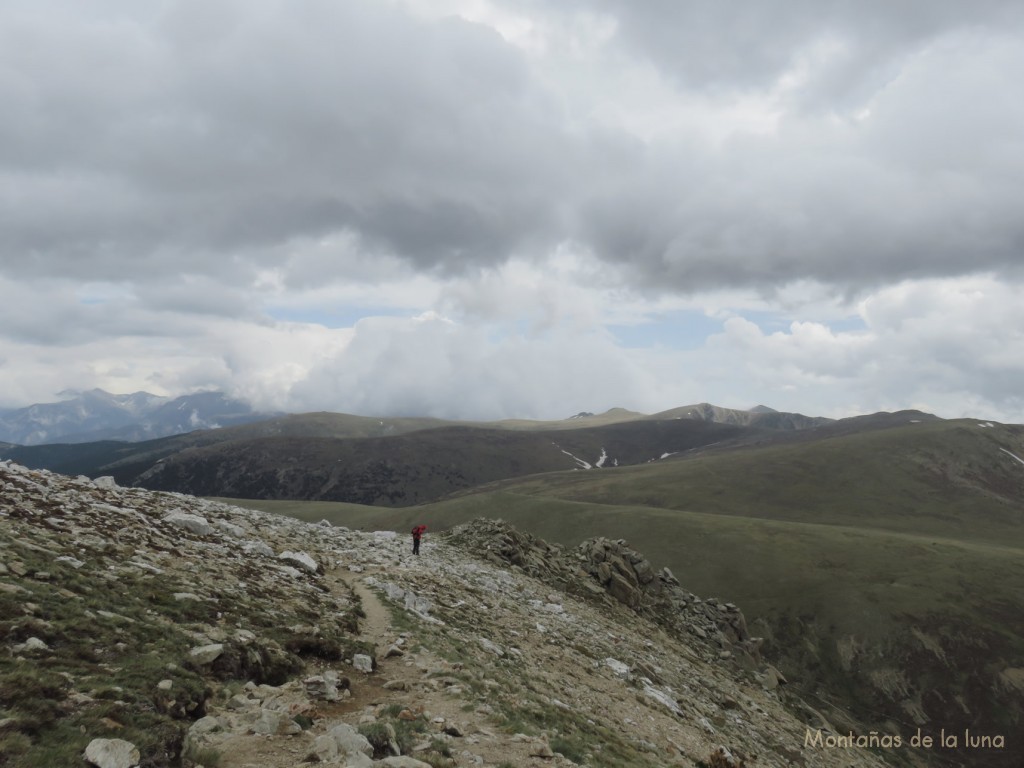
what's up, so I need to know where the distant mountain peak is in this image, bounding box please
[748,404,778,414]
[0,389,274,446]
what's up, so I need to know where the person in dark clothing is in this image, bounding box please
[411,524,426,555]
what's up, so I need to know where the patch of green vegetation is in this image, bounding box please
[357,711,431,759]
[182,743,222,767]
[549,735,587,763]
[393,715,429,753]
[428,736,452,757]
[493,695,657,768]
[378,597,419,635]
[0,731,32,762]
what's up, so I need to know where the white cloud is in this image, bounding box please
[697,275,1024,421]
[285,310,691,419]
[2,1,1024,423]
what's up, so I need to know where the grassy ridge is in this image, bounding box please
[459,419,1024,545]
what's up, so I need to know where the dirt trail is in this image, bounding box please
[213,567,406,768]
[335,566,393,651]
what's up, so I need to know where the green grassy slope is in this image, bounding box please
[467,419,1024,545]
[135,419,754,503]
[0,403,823,489]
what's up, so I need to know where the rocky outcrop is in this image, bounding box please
[447,519,765,667]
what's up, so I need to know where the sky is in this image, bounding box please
[2,0,1024,422]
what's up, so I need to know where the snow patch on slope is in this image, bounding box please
[560,449,592,470]
[999,448,1024,468]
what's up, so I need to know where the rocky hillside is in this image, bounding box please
[3,460,907,768]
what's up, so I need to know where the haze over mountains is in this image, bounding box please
[0,389,831,449]
[0,389,274,446]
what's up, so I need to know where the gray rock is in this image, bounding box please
[188,715,221,738]
[531,739,554,758]
[163,511,213,536]
[279,550,319,573]
[305,670,345,701]
[608,571,641,609]
[604,658,631,679]
[403,591,432,615]
[326,722,374,758]
[633,558,655,584]
[478,637,505,656]
[93,476,118,489]
[188,643,224,665]
[343,755,374,768]
[383,583,406,601]
[83,738,139,768]
[243,540,275,558]
[227,693,253,709]
[15,636,49,653]
[353,653,374,673]
[215,519,246,538]
[250,708,301,735]
[310,733,339,762]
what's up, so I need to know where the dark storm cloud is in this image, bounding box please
[0,0,582,282]
[579,85,1023,291]
[560,0,1024,102]
[2,0,1023,297]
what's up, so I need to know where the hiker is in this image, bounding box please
[411,524,426,555]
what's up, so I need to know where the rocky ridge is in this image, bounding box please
[1,460,890,767]
[446,522,769,670]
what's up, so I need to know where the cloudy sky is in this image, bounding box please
[2,0,1023,422]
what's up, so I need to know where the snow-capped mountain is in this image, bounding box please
[0,389,274,445]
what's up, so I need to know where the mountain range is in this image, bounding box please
[0,400,836,504]
[0,388,274,445]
